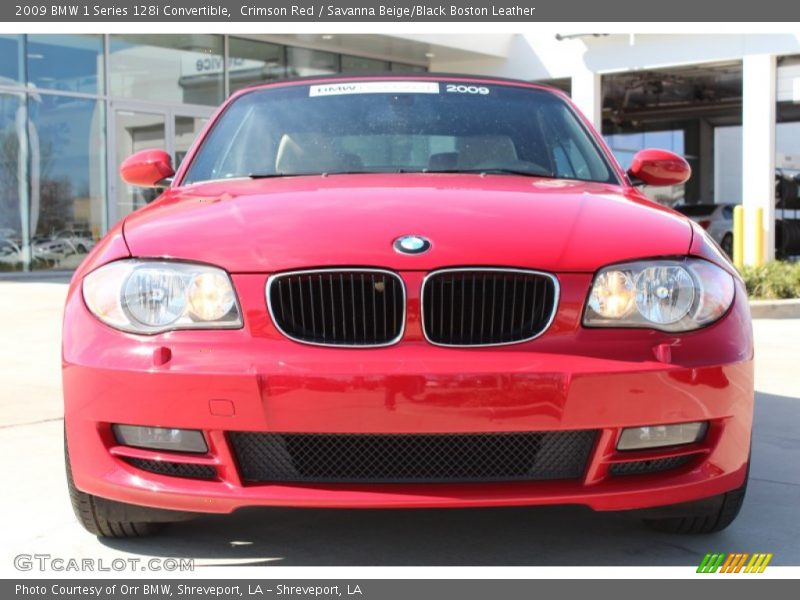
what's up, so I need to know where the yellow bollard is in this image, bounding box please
[754,207,765,267]
[733,205,744,270]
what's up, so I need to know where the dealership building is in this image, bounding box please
[1,33,798,272]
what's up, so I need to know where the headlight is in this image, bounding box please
[583,258,735,332]
[83,260,242,334]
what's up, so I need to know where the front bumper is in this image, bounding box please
[63,272,754,514]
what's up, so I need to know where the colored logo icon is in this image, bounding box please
[697,552,773,573]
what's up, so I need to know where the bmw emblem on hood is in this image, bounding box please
[393,235,431,255]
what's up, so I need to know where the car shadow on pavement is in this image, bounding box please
[100,505,702,567]
[98,390,800,567]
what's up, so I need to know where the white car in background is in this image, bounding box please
[53,229,96,254]
[31,236,68,262]
[674,203,735,257]
[0,238,24,266]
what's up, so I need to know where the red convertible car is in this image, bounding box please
[63,75,752,538]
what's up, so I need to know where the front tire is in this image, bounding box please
[66,446,162,537]
[644,465,748,534]
[65,432,193,537]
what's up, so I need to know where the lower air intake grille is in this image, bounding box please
[268,269,405,346]
[609,455,694,476]
[123,458,217,480]
[422,269,558,346]
[228,430,597,484]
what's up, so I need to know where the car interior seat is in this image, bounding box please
[428,152,459,171]
[457,135,518,170]
[275,134,364,174]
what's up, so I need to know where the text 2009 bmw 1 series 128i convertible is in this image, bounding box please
[63,76,752,537]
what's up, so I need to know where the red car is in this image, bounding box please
[63,75,753,538]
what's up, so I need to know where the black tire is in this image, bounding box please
[65,434,165,538]
[720,233,733,258]
[644,466,748,534]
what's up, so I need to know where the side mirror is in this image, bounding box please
[627,149,691,187]
[120,149,175,188]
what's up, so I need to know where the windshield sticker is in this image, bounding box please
[309,81,441,97]
[445,84,490,95]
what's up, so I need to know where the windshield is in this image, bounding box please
[182,80,619,185]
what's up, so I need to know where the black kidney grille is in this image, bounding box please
[609,455,694,476]
[268,269,405,346]
[422,269,557,346]
[123,458,217,480]
[228,430,597,484]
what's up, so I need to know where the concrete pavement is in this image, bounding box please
[0,281,67,428]
[0,281,797,569]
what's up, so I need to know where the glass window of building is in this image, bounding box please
[113,110,166,220]
[390,62,427,73]
[27,35,104,95]
[0,93,26,271]
[28,94,105,270]
[174,115,210,167]
[228,38,286,93]
[286,47,339,78]
[0,35,24,85]
[109,35,224,106]
[341,55,390,72]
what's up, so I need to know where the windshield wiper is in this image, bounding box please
[423,168,558,178]
[247,168,562,179]
[247,169,420,179]
[247,172,297,179]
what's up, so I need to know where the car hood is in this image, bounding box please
[122,174,692,273]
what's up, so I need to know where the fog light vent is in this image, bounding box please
[124,458,216,480]
[112,425,208,454]
[609,455,694,476]
[617,422,707,451]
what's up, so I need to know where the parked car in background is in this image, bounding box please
[53,229,96,255]
[673,203,735,257]
[0,237,24,267]
[31,235,67,263]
